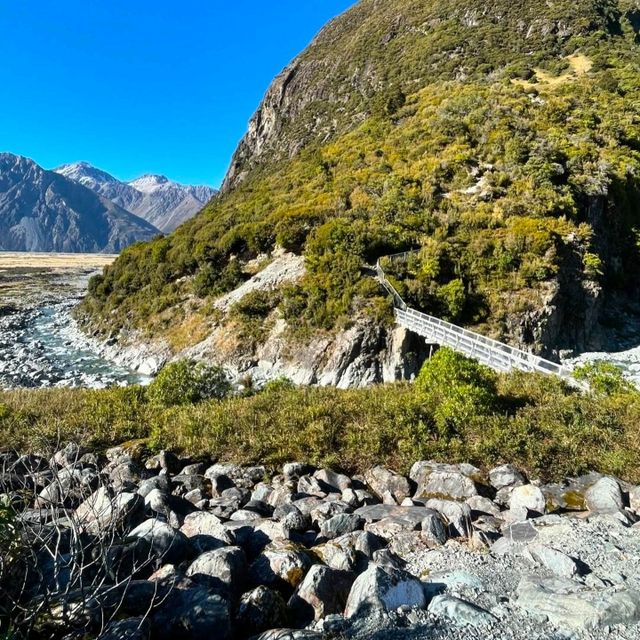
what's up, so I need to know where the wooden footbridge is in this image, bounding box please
[376,252,575,381]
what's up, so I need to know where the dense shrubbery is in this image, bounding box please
[1,351,639,483]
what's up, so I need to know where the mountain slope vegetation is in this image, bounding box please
[82,0,640,357]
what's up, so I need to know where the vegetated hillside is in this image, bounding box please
[82,0,640,359]
[0,154,159,253]
[55,162,216,233]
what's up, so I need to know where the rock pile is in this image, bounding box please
[2,448,640,639]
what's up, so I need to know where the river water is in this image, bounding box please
[0,253,148,389]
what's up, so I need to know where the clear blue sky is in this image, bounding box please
[0,1,355,187]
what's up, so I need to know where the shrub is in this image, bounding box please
[415,348,499,436]
[147,360,231,407]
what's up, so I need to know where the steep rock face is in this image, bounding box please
[222,0,620,191]
[0,154,159,253]
[56,162,216,233]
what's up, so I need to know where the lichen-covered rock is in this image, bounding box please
[248,539,314,593]
[509,484,546,516]
[428,594,496,628]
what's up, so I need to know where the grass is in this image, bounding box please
[1,353,639,483]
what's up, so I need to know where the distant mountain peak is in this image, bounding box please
[54,163,217,232]
[128,174,170,192]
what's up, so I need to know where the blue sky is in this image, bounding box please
[0,1,355,187]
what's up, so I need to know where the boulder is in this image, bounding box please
[128,518,191,566]
[314,468,352,492]
[186,546,246,597]
[288,564,355,625]
[509,484,546,516]
[423,499,472,538]
[524,543,579,578]
[488,464,526,490]
[320,513,364,539]
[420,512,448,545]
[236,586,288,636]
[74,487,142,534]
[251,631,322,640]
[516,574,640,630]
[364,466,411,504]
[101,617,150,640]
[248,539,313,593]
[180,511,232,552]
[585,477,624,514]
[410,461,479,501]
[344,565,426,617]
[428,594,495,628]
[151,586,231,640]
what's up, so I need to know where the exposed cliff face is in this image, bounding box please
[222,0,622,192]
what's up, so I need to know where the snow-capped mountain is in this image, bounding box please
[0,154,159,253]
[55,162,216,232]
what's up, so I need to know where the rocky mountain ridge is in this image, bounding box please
[56,161,216,233]
[0,153,159,253]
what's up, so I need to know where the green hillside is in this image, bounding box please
[81,0,640,353]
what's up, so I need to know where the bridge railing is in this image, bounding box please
[376,252,575,380]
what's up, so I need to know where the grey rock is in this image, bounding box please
[488,464,526,490]
[186,546,246,597]
[320,513,364,539]
[180,511,232,552]
[344,564,426,617]
[420,512,448,545]
[236,586,288,636]
[74,487,142,534]
[509,484,546,516]
[101,617,150,640]
[288,564,354,625]
[151,586,231,640]
[516,574,640,630]
[410,461,479,501]
[424,499,472,538]
[128,518,191,565]
[248,539,313,592]
[251,630,322,640]
[525,543,579,578]
[314,468,352,492]
[364,465,411,504]
[585,476,624,514]
[428,594,496,628]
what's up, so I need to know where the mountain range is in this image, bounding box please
[55,162,216,233]
[0,154,217,254]
[0,153,159,253]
